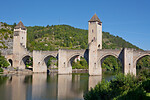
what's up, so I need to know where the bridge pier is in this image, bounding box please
[58,49,72,74]
[124,48,136,76]
[89,59,102,76]
[33,51,47,73]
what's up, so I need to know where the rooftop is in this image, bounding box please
[15,21,26,30]
[89,14,102,23]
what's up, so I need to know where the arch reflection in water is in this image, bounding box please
[0,73,103,100]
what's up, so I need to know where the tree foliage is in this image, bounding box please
[72,57,88,69]
[26,25,140,51]
[47,57,58,69]
[0,52,9,68]
[25,57,33,68]
[102,56,122,72]
[84,71,150,100]
[0,52,9,72]
[137,56,150,69]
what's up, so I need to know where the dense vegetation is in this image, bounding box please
[25,57,33,68]
[0,52,9,72]
[84,68,150,100]
[102,56,122,72]
[26,25,140,51]
[27,25,88,51]
[72,57,88,69]
[137,56,150,69]
[0,28,13,49]
[46,57,58,69]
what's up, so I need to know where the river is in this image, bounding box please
[0,73,114,100]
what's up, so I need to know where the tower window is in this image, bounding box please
[22,37,23,39]
[93,37,95,40]
[92,29,94,33]
[98,22,101,25]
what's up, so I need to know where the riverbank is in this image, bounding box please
[0,68,89,75]
[49,69,88,73]
[0,67,33,75]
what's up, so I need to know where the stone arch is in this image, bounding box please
[20,55,32,69]
[67,53,87,68]
[134,54,150,69]
[41,54,57,68]
[41,54,57,63]
[98,53,123,72]
[8,59,13,67]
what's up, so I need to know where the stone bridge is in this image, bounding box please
[5,47,150,76]
[2,14,150,76]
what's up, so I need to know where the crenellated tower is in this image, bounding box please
[13,21,27,68]
[88,14,102,49]
[88,14,102,75]
[13,21,27,48]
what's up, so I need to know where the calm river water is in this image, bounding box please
[0,73,114,100]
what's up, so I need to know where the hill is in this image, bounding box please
[26,25,140,51]
[0,22,140,51]
[0,22,14,54]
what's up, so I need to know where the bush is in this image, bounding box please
[0,54,9,67]
[84,80,110,100]
[110,74,137,96]
[72,58,88,69]
[137,68,150,81]
[117,87,148,100]
[84,73,150,100]
[142,79,150,92]
[102,56,122,72]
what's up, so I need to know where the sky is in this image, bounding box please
[1,0,150,50]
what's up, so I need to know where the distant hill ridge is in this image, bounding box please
[27,24,140,51]
[0,22,140,52]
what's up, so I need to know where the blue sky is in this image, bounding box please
[1,0,150,50]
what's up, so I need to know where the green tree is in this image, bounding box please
[47,57,57,69]
[84,72,150,100]
[0,52,9,72]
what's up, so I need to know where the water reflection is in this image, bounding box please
[32,74,47,100]
[58,75,72,100]
[89,76,102,90]
[0,73,104,100]
[0,75,27,100]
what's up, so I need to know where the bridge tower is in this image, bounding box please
[13,21,27,68]
[88,14,102,75]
